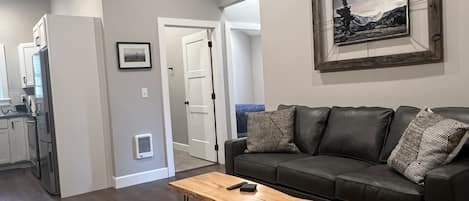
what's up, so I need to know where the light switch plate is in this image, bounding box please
[141,88,149,98]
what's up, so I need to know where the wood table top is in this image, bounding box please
[169,172,310,201]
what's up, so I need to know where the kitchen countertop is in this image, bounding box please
[0,112,33,119]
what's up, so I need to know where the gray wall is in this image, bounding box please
[259,0,469,109]
[165,27,205,145]
[101,0,222,177]
[0,0,50,103]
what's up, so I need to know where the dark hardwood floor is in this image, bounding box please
[0,165,224,201]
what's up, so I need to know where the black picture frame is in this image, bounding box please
[116,42,152,70]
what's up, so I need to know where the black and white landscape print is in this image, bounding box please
[333,0,409,46]
[124,48,147,62]
[117,42,152,69]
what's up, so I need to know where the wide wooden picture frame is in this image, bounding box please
[313,0,444,72]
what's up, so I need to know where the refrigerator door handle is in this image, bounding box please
[49,150,53,173]
[45,112,50,133]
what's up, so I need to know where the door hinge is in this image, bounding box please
[214,144,219,151]
[211,93,216,100]
[208,41,213,48]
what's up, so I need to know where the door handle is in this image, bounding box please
[35,36,40,47]
[184,101,190,105]
[23,76,27,85]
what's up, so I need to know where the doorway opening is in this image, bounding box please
[224,0,266,140]
[158,18,229,177]
[165,27,217,172]
[226,25,265,139]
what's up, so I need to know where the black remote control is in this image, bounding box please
[226,182,248,190]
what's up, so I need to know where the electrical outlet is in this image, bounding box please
[141,88,149,98]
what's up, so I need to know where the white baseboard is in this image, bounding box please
[113,168,168,189]
[173,142,190,152]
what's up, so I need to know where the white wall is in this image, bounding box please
[231,30,264,104]
[251,35,264,103]
[0,0,50,103]
[50,0,103,17]
[231,31,254,104]
[259,0,469,110]
[165,27,204,145]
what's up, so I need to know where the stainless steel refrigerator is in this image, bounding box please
[33,48,60,195]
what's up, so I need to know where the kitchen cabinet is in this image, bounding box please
[0,129,10,164]
[0,118,29,165]
[9,118,28,163]
[33,17,47,49]
[18,43,39,88]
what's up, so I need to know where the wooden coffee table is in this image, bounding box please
[169,172,310,201]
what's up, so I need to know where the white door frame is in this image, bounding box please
[224,22,261,140]
[157,17,229,177]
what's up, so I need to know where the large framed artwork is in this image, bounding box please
[313,0,443,72]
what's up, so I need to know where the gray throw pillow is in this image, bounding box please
[246,107,299,153]
[388,109,469,185]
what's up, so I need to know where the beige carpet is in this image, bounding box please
[174,149,215,172]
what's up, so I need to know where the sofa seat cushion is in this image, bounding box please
[336,165,424,201]
[234,153,308,183]
[277,156,372,199]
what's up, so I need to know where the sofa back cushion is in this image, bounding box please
[319,107,394,163]
[380,106,421,162]
[278,105,331,154]
[432,107,469,159]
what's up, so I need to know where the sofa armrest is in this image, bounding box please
[225,138,247,175]
[425,159,469,201]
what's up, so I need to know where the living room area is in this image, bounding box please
[1,0,469,201]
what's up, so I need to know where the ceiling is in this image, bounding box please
[216,0,245,8]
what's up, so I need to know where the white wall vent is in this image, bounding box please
[134,134,154,159]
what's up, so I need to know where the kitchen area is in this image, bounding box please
[1,0,113,198]
[0,19,60,199]
[0,101,38,176]
[0,1,59,198]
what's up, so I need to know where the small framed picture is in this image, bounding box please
[117,42,152,69]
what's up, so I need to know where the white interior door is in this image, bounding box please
[182,30,217,162]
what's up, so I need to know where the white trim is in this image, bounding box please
[224,22,262,139]
[157,17,229,178]
[173,142,190,152]
[113,168,168,189]
[0,44,9,99]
